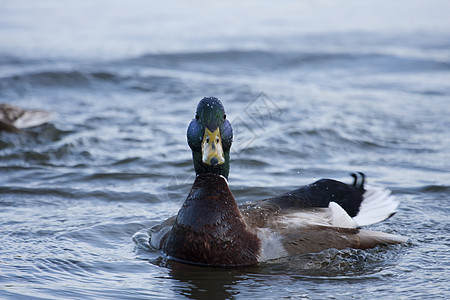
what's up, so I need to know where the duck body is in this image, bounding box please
[153,172,405,266]
[150,97,406,267]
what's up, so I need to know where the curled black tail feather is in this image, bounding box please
[358,172,365,189]
[350,172,366,191]
[351,173,358,186]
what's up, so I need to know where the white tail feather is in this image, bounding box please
[329,201,358,228]
[352,185,399,227]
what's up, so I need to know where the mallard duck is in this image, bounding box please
[150,97,406,266]
[0,103,53,133]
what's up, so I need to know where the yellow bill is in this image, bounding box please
[202,127,225,166]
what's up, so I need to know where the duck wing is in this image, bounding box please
[240,173,398,228]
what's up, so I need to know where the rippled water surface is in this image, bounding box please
[1,1,450,299]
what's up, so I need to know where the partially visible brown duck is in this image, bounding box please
[0,103,53,133]
[150,97,407,267]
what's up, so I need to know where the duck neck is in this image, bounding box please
[163,173,260,266]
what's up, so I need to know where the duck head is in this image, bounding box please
[187,97,233,179]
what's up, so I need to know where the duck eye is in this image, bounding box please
[216,138,220,143]
[223,114,226,119]
[195,115,199,120]
[206,137,210,143]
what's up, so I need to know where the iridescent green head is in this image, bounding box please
[187,97,233,179]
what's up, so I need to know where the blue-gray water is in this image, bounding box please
[1,1,449,299]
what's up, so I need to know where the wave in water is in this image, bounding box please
[1,50,449,94]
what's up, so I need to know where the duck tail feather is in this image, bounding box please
[352,185,399,227]
[350,172,365,190]
[329,202,358,228]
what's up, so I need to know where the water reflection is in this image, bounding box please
[162,260,256,299]
[146,245,403,299]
